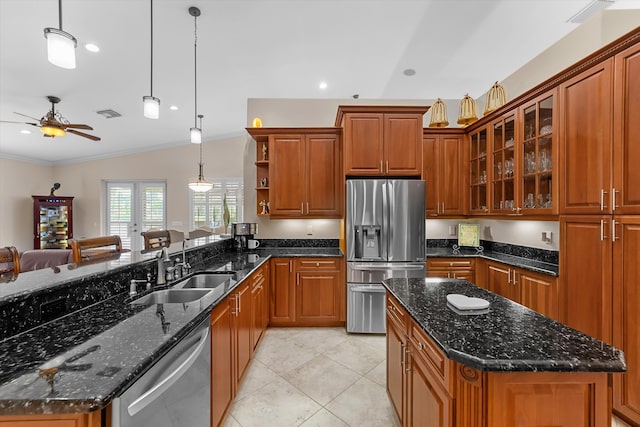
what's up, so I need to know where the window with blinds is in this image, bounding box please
[105,181,166,251]
[191,179,243,231]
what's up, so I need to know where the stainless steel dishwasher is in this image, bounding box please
[112,318,210,427]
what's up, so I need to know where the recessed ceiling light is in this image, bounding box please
[319,81,328,90]
[85,43,100,52]
[403,69,416,76]
[169,105,179,111]
[20,130,31,134]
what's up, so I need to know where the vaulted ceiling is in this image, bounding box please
[1,0,638,164]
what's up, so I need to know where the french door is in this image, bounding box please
[105,181,166,251]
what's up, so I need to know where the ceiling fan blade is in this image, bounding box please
[67,129,101,141]
[14,112,42,121]
[0,120,39,126]
[65,124,94,130]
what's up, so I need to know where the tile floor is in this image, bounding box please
[222,327,400,427]
[222,326,632,427]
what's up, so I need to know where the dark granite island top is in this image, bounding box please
[382,277,626,373]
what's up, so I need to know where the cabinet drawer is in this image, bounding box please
[386,293,407,332]
[295,258,340,271]
[427,258,475,270]
[410,320,451,390]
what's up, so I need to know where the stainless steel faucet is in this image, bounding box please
[156,247,171,285]
[173,241,192,278]
[130,273,152,297]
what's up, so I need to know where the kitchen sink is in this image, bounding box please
[176,272,236,289]
[130,288,212,305]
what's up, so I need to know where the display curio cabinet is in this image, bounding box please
[32,195,74,249]
[520,91,557,214]
[491,114,517,213]
[469,126,489,213]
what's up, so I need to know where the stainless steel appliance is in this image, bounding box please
[112,318,210,427]
[346,179,426,333]
[232,222,257,252]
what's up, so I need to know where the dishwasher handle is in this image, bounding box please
[127,326,210,416]
[350,264,425,270]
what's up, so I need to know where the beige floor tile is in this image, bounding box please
[352,333,387,356]
[292,327,350,353]
[326,377,400,427]
[221,414,241,427]
[235,358,281,400]
[324,337,386,375]
[283,354,361,406]
[254,335,319,375]
[231,376,321,427]
[299,408,350,427]
[365,360,386,387]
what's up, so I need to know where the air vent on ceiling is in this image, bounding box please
[568,0,615,23]
[96,109,122,119]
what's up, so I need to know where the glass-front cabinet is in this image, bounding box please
[492,114,516,213]
[32,195,74,249]
[520,91,557,214]
[469,126,489,213]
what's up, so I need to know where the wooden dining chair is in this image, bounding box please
[0,246,20,275]
[141,230,171,250]
[69,235,125,263]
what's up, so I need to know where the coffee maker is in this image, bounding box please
[232,223,257,251]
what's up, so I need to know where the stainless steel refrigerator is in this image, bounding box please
[346,179,426,333]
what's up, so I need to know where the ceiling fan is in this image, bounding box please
[0,96,101,141]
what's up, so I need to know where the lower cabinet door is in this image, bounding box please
[386,313,406,424]
[270,258,295,325]
[296,270,340,322]
[210,299,234,427]
[407,350,453,427]
[517,270,558,321]
[234,283,252,386]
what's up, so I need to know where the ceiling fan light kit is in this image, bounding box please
[44,0,77,69]
[143,0,160,119]
[40,125,66,137]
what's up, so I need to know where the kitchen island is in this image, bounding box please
[383,277,626,427]
[0,237,343,426]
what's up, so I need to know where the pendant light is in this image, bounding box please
[44,0,77,69]
[457,94,478,126]
[143,0,160,119]
[189,6,202,144]
[429,98,449,128]
[188,115,213,192]
[483,82,507,116]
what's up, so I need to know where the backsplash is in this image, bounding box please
[427,239,558,265]
[253,239,339,248]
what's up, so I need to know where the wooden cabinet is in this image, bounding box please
[560,216,612,343]
[386,294,408,424]
[469,126,489,213]
[423,130,466,217]
[250,263,269,351]
[246,128,342,218]
[270,257,344,326]
[426,258,475,283]
[613,42,640,215]
[490,113,518,214]
[210,295,234,427]
[231,281,252,386]
[612,216,640,424]
[32,195,74,249]
[337,105,428,177]
[559,59,614,214]
[485,260,558,320]
[0,412,102,427]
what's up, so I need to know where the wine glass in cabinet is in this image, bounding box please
[492,114,517,213]
[469,127,489,213]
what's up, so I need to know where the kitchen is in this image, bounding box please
[1,1,640,427]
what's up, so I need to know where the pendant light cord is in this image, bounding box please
[58,0,63,30]
[150,0,154,97]
[193,13,198,128]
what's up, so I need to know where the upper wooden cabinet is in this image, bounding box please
[336,105,429,176]
[490,112,518,214]
[423,130,467,217]
[613,42,640,214]
[469,126,490,213]
[247,128,342,219]
[559,58,614,214]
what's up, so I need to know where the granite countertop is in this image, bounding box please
[426,247,559,276]
[383,277,626,373]
[0,246,343,415]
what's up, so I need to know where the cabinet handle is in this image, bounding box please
[306,202,309,214]
[289,260,292,273]
[612,220,619,242]
[600,189,608,211]
[404,347,411,372]
[512,270,517,285]
[600,219,608,241]
[301,203,304,215]
[400,343,405,369]
[507,269,511,284]
[612,188,619,210]
[417,341,424,350]
[296,273,300,286]
[386,161,389,174]
[380,160,383,173]
[442,202,445,213]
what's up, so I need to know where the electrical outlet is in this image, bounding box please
[307,224,313,235]
[541,231,552,243]
[448,225,457,236]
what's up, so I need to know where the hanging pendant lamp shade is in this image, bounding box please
[143,0,160,119]
[189,115,213,192]
[44,0,77,69]
[457,94,478,126]
[484,81,507,116]
[429,98,449,128]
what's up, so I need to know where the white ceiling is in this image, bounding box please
[0,0,638,164]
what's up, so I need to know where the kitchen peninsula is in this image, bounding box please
[383,277,626,427]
